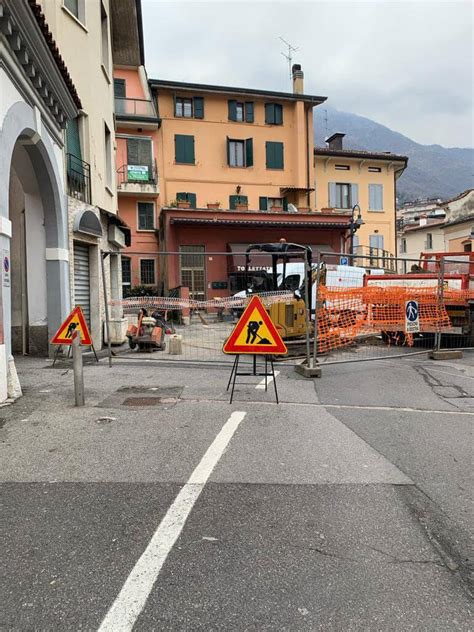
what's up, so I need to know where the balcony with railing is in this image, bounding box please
[116,159,159,196]
[353,245,397,272]
[114,97,158,121]
[66,153,91,204]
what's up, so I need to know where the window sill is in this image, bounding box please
[266,167,285,171]
[61,5,88,32]
[137,229,156,233]
[174,162,196,166]
[228,165,252,170]
[101,64,111,84]
[367,209,384,213]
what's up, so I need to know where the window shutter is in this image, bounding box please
[226,136,231,166]
[245,138,253,167]
[228,100,237,121]
[127,138,139,165]
[283,197,288,212]
[266,142,284,169]
[351,183,359,206]
[193,96,204,119]
[245,102,254,123]
[328,182,337,207]
[138,139,152,167]
[66,118,82,160]
[377,184,383,210]
[188,193,197,208]
[188,136,195,164]
[229,195,239,210]
[275,104,283,125]
[174,135,183,163]
[265,103,274,124]
[239,196,248,205]
[259,197,268,211]
[276,142,284,168]
[369,184,376,210]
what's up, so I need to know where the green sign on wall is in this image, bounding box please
[127,165,149,182]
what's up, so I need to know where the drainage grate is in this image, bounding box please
[122,397,174,407]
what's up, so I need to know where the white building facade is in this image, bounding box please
[0,0,79,399]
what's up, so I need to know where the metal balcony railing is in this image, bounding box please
[114,97,156,118]
[66,153,91,204]
[116,160,158,187]
[353,245,397,272]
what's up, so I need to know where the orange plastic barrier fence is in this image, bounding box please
[316,285,468,353]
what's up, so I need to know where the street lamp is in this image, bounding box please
[350,204,364,257]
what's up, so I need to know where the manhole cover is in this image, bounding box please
[122,397,176,407]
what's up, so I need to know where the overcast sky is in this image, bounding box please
[141,1,473,148]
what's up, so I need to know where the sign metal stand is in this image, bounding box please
[226,354,279,404]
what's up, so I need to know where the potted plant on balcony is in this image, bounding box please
[236,202,248,211]
[207,201,221,210]
[177,200,191,209]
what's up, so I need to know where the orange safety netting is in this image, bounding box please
[316,285,469,353]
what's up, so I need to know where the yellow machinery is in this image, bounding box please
[244,243,314,340]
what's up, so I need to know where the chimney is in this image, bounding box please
[419,214,428,226]
[292,64,304,94]
[325,133,345,150]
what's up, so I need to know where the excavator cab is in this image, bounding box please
[244,242,313,339]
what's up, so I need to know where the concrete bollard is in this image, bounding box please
[168,334,183,355]
[72,332,85,406]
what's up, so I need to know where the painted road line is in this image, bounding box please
[255,370,280,390]
[97,410,247,632]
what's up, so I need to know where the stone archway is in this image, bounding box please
[0,102,70,361]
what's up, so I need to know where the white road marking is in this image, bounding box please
[255,370,280,389]
[97,410,247,632]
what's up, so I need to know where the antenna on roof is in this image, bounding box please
[279,36,299,80]
[324,109,329,139]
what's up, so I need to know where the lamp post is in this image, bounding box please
[350,204,364,257]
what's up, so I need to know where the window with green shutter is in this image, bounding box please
[175,134,195,164]
[227,137,253,168]
[229,195,248,209]
[265,141,284,169]
[177,192,197,208]
[265,103,283,125]
[229,100,254,123]
[259,197,268,211]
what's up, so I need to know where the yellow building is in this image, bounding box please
[314,134,408,263]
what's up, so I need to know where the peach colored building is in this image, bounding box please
[149,68,354,298]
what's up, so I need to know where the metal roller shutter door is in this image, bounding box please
[73,243,90,325]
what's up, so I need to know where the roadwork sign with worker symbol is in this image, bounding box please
[50,306,92,346]
[405,299,420,333]
[223,295,287,355]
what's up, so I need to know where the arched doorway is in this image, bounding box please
[0,102,70,367]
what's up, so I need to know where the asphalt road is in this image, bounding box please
[1,353,472,631]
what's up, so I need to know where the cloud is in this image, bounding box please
[142,0,474,147]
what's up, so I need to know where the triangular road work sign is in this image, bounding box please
[223,295,287,355]
[51,306,92,346]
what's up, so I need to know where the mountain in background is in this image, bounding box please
[314,106,474,204]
